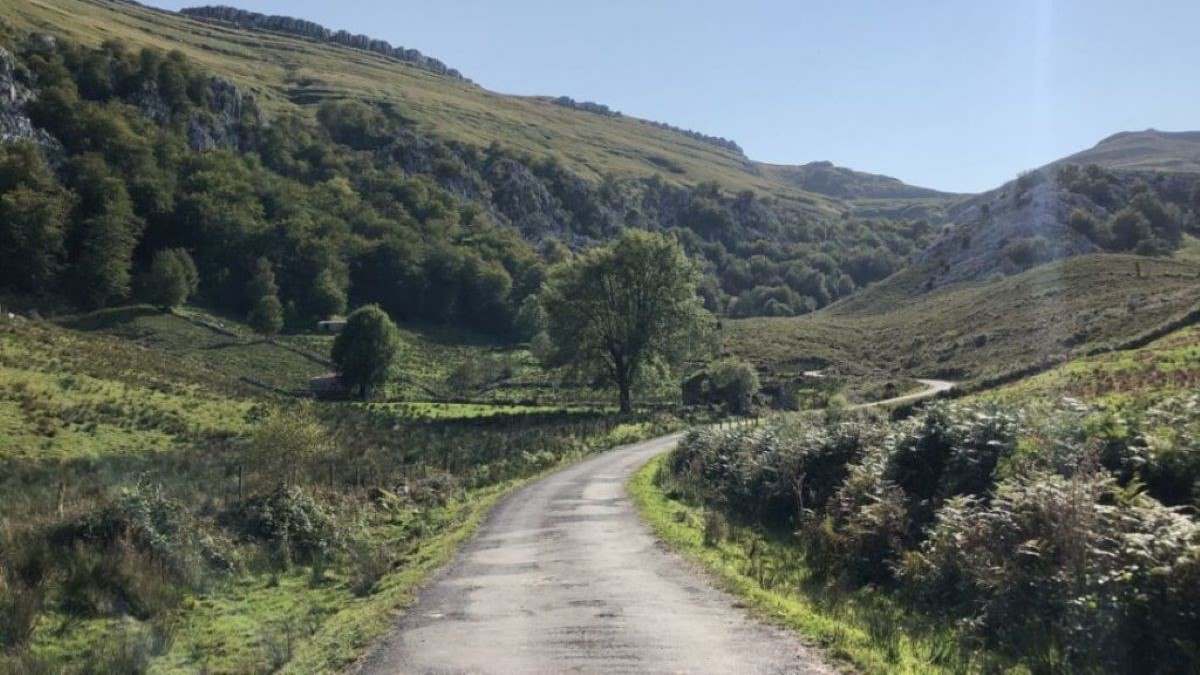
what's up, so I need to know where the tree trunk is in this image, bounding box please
[612,350,632,414]
[614,372,633,410]
[618,384,632,414]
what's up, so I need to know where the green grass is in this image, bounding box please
[367,401,605,421]
[151,478,516,674]
[629,456,1002,674]
[51,304,626,406]
[0,312,686,673]
[974,324,1200,422]
[0,316,259,464]
[57,305,329,393]
[727,253,1200,390]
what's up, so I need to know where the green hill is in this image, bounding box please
[1053,129,1200,174]
[726,253,1200,394]
[0,0,833,206]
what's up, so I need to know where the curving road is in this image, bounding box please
[849,378,955,410]
[357,432,834,674]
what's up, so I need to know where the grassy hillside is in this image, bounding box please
[726,253,1200,392]
[757,160,955,200]
[0,0,838,212]
[1053,129,1200,174]
[0,312,682,673]
[983,322,1200,412]
[48,304,640,406]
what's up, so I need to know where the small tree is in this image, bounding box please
[539,230,714,413]
[332,305,401,399]
[246,257,284,337]
[514,294,547,341]
[143,248,198,309]
[246,403,329,488]
[708,359,761,414]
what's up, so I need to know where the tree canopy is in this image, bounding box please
[331,305,401,399]
[539,230,714,412]
[142,248,198,309]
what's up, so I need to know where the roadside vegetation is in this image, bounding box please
[0,313,688,673]
[644,325,1200,673]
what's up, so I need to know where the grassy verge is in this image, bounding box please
[629,455,998,675]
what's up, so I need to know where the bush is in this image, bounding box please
[0,574,42,653]
[51,484,228,584]
[706,359,761,414]
[1002,236,1049,270]
[140,248,198,309]
[225,485,336,564]
[901,469,1200,670]
[667,400,1200,670]
[347,540,393,597]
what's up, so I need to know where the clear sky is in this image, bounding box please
[145,0,1198,193]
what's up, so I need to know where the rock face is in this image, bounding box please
[132,74,261,152]
[918,174,1099,285]
[485,158,567,237]
[0,46,62,153]
[185,77,261,152]
[180,6,468,82]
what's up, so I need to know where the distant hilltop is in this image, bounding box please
[180,5,468,82]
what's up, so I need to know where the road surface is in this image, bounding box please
[359,380,953,674]
[357,432,834,674]
[849,378,955,410]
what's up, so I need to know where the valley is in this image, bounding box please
[0,1,1197,673]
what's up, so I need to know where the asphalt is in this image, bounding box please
[356,432,835,675]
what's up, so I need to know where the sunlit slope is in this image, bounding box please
[726,253,1200,384]
[2,0,838,214]
[1052,129,1200,174]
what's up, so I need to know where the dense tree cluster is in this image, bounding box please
[0,31,931,332]
[1059,163,1198,255]
[673,208,924,317]
[0,35,541,335]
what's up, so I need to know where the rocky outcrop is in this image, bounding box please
[180,6,468,82]
[484,158,565,237]
[132,74,261,152]
[185,77,261,151]
[0,46,62,154]
[918,175,1099,285]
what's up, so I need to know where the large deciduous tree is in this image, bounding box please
[539,230,714,413]
[142,248,199,309]
[331,304,401,399]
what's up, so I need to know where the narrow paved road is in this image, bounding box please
[358,433,834,674]
[849,378,955,410]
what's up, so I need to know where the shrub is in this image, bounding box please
[802,449,907,583]
[0,573,42,653]
[347,540,393,597]
[225,485,337,564]
[140,248,198,309]
[51,484,228,584]
[705,358,761,414]
[884,403,1021,532]
[1002,236,1049,270]
[900,469,1200,670]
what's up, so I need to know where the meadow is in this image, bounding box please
[0,313,685,673]
[726,252,1200,393]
